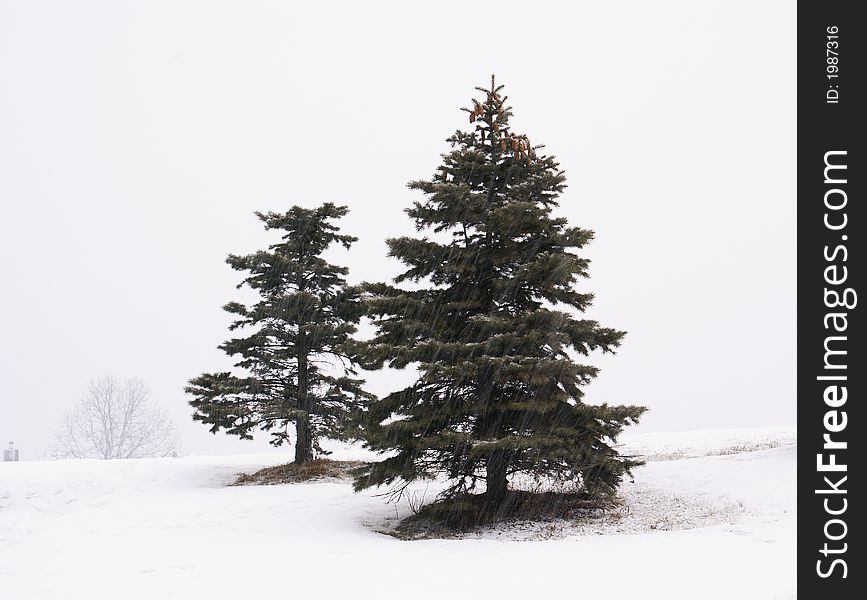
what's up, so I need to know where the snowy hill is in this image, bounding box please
[0,427,795,600]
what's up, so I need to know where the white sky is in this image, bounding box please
[0,0,795,458]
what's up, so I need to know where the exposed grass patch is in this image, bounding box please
[639,439,786,462]
[391,490,617,540]
[230,459,365,486]
[711,440,781,456]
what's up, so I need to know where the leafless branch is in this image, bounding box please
[53,376,179,459]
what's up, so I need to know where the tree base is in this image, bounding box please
[390,490,615,539]
[230,459,365,486]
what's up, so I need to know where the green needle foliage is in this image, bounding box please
[186,203,372,463]
[354,76,646,510]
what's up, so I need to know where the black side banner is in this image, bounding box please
[798,2,864,596]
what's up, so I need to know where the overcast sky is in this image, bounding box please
[0,0,795,458]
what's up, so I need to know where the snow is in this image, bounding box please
[0,427,795,600]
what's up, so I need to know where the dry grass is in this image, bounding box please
[230,459,365,486]
[711,440,781,456]
[391,490,617,540]
[639,439,784,462]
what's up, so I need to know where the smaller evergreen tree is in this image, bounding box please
[185,203,371,463]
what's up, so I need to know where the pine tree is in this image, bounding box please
[355,76,646,512]
[186,203,371,463]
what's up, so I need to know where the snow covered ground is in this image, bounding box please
[0,426,795,600]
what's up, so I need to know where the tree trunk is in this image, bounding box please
[294,412,313,463]
[295,330,314,464]
[486,449,508,507]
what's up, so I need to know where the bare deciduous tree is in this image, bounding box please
[54,376,179,459]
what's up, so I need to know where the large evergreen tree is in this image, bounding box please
[355,76,646,510]
[186,203,371,463]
